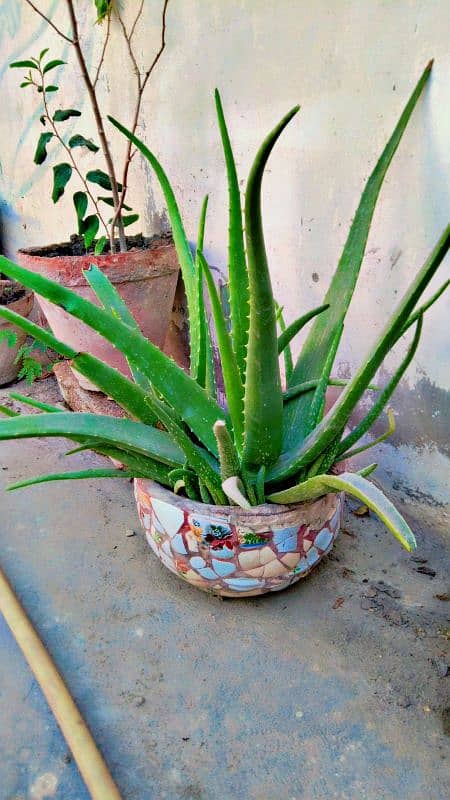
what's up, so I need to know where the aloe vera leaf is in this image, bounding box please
[8,392,63,413]
[283,378,379,403]
[144,393,225,504]
[0,304,160,427]
[194,196,216,395]
[200,253,244,450]
[243,104,300,468]
[402,279,449,333]
[268,470,416,551]
[255,465,266,505]
[0,404,19,417]
[215,90,249,382]
[339,407,396,461]
[83,263,158,402]
[0,412,184,466]
[307,323,343,431]
[276,303,293,381]
[284,61,434,451]
[87,445,173,485]
[7,468,137,491]
[0,256,226,455]
[213,420,241,482]
[277,304,330,355]
[358,463,378,478]
[336,315,423,458]
[268,225,450,483]
[107,115,202,379]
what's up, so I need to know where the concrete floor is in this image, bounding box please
[0,377,449,800]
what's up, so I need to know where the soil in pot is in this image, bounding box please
[17,233,180,391]
[134,479,343,597]
[0,280,34,386]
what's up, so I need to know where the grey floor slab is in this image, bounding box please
[0,383,449,799]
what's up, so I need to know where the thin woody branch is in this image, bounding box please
[24,0,74,44]
[111,0,170,233]
[93,9,112,89]
[64,0,126,251]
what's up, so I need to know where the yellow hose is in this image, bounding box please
[0,564,122,800]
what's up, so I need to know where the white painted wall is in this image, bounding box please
[1,1,449,497]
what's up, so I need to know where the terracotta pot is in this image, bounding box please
[134,479,342,597]
[0,281,34,386]
[16,235,179,391]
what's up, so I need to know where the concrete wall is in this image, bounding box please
[0,1,449,499]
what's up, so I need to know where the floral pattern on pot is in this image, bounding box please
[135,479,343,597]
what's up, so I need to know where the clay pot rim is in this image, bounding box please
[135,477,342,524]
[0,279,33,318]
[17,233,175,261]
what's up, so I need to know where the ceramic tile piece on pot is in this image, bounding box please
[314,528,334,552]
[151,499,184,538]
[135,480,343,597]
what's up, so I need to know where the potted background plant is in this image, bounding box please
[0,62,448,598]
[0,276,34,386]
[9,0,179,390]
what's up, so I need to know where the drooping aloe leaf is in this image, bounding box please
[107,115,202,380]
[214,90,249,382]
[284,61,434,451]
[67,444,173,486]
[243,104,300,468]
[0,256,227,455]
[0,412,184,466]
[199,253,244,450]
[268,224,450,484]
[336,316,423,459]
[7,468,137,492]
[339,407,396,461]
[0,305,158,426]
[268,470,416,551]
[277,304,330,355]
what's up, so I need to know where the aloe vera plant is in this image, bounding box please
[1,62,448,553]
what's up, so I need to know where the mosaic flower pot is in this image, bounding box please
[134,479,343,597]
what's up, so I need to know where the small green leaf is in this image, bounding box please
[43,59,66,74]
[53,108,82,122]
[42,85,58,93]
[20,81,32,88]
[52,163,72,203]
[33,132,53,165]
[86,169,122,192]
[39,115,46,125]
[73,191,88,233]
[94,236,107,255]
[81,215,100,249]
[10,60,39,69]
[0,329,17,348]
[39,48,49,62]
[69,134,99,153]
[98,195,132,211]
[121,213,139,227]
[95,0,113,23]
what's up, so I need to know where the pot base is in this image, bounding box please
[135,480,342,597]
